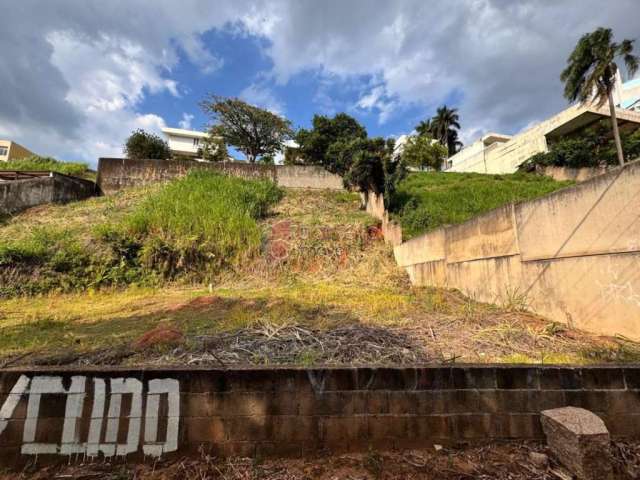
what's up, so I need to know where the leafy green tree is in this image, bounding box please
[200,95,292,163]
[415,106,463,156]
[295,113,367,173]
[430,106,462,156]
[198,136,229,162]
[401,135,448,171]
[561,27,639,166]
[123,129,171,160]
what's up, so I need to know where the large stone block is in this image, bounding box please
[541,407,612,480]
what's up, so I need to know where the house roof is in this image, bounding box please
[161,127,209,138]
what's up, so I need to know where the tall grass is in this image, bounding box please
[121,170,282,276]
[1,155,91,178]
[0,170,282,296]
[393,171,573,238]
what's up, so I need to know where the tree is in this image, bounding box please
[415,106,463,156]
[200,95,292,163]
[401,134,448,171]
[295,113,367,172]
[123,129,171,160]
[430,105,462,156]
[198,136,229,162]
[561,27,639,166]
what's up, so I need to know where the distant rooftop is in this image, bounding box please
[161,127,209,138]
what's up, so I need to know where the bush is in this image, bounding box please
[123,129,171,160]
[1,156,90,177]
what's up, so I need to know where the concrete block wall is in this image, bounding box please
[393,159,640,340]
[1,366,640,465]
[96,158,344,194]
[0,174,96,215]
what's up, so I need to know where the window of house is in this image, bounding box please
[0,146,7,157]
[193,138,200,147]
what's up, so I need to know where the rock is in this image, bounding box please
[540,406,612,480]
[529,451,549,469]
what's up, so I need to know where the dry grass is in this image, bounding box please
[1,187,638,366]
[6,441,640,479]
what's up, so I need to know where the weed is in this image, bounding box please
[391,171,572,238]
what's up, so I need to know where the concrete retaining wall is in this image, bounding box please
[0,174,96,215]
[362,191,403,246]
[537,165,610,183]
[393,159,640,340]
[1,365,639,465]
[97,158,344,194]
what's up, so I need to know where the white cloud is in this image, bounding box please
[178,113,195,130]
[240,83,285,116]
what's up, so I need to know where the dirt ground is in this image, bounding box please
[4,441,640,479]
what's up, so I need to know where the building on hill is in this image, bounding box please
[0,140,34,162]
[613,76,640,112]
[445,104,640,174]
[161,127,211,158]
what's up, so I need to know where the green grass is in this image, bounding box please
[392,171,573,238]
[0,171,282,296]
[0,155,92,179]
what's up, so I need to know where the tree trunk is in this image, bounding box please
[608,88,625,167]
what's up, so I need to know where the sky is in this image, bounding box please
[0,0,638,167]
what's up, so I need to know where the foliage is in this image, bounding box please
[123,129,171,160]
[521,120,640,168]
[0,172,282,296]
[283,146,302,165]
[198,136,229,162]
[200,95,292,162]
[294,113,367,173]
[401,135,448,171]
[561,27,639,165]
[1,155,91,178]
[561,27,638,106]
[416,105,463,156]
[392,172,572,238]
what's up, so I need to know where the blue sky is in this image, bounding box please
[0,0,638,166]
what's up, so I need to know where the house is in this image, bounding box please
[0,140,34,162]
[445,103,640,174]
[161,127,210,158]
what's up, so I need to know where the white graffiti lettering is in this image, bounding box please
[0,375,180,458]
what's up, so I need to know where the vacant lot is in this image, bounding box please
[1,183,637,367]
[392,171,572,238]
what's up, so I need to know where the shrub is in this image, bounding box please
[123,129,171,160]
[1,155,90,177]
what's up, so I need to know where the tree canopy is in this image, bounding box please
[560,27,638,166]
[123,129,171,160]
[294,113,367,174]
[414,105,463,157]
[401,135,448,171]
[200,95,292,163]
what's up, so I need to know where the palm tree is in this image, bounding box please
[446,129,463,156]
[430,106,461,156]
[415,119,432,137]
[561,27,639,166]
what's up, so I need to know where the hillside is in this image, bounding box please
[392,171,572,238]
[0,175,637,367]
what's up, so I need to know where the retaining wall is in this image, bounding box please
[393,159,640,340]
[96,158,344,194]
[1,365,640,465]
[0,173,96,215]
[537,165,610,183]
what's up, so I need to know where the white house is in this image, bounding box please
[161,127,210,158]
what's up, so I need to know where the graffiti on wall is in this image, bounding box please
[0,375,180,457]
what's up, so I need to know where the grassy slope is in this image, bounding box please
[1,186,637,366]
[0,171,281,295]
[0,156,94,179]
[393,171,573,238]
